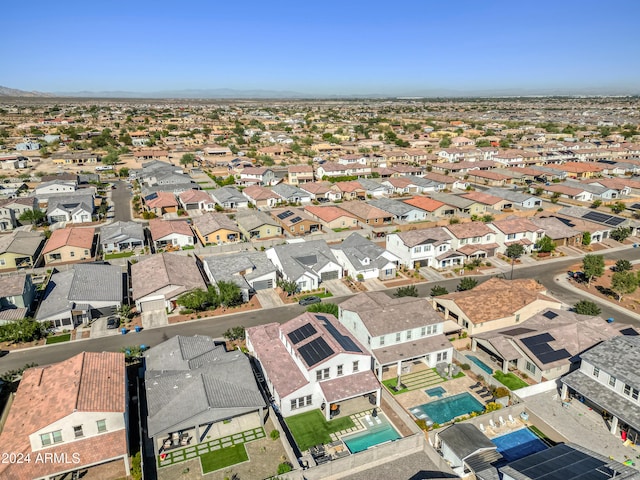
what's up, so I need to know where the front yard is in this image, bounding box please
[285,409,354,451]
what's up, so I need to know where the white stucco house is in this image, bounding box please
[386,227,463,269]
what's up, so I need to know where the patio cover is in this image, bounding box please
[319,370,380,404]
[372,334,450,366]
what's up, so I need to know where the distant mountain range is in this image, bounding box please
[1,84,638,99]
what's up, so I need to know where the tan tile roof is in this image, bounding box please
[299,182,331,194]
[445,222,493,239]
[337,201,390,220]
[490,217,543,235]
[305,205,356,222]
[438,278,558,324]
[131,252,206,300]
[319,370,380,403]
[148,218,193,241]
[288,165,313,173]
[243,185,279,200]
[144,191,178,208]
[178,189,213,204]
[43,227,95,254]
[403,196,446,212]
[192,212,239,235]
[460,191,505,206]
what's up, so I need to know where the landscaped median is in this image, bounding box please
[285,410,354,451]
[157,427,265,472]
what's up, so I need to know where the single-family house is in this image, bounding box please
[489,217,545,254]
[331,233,399,280]
[235,210,282,240]
[432,278,562,335]
[247,312,381,420]
[34,180,77,197]
[210,186,249,209]
[272,183,312,204]
[484,188,543,209]
[145,335,265,458]
[402,196,450,221]
[242,185,281,208]
[430,192,487,217]
[443,222,499,260]
[100,221,145,253]
[336,201,393,227]
[368,198,427,223]
[357,178,392,198]
[192,213,241,245]
[46,192,94,224]
[148,218,195,251]
[0,273,35,324]
[0,229,45,271]
[304,205,359,231]
[266,240,342,291]
[529,216,582,247]
[299,182,343,202]
[386,227,462,269]
[178,189,216,212]
[0,200,16,231]
[434,424,500,478]
[202,251,278,301]
[142,191,179,216]
[131,252,207,313]
[270,208,322,236]
[0,352,130,480]
[238,167,276,186]
[288,165,314,185]
[459,191,509,211]
[338,292,452,380]
[36,263,124,330]
[43,227,95,265]
[333,181,366,201]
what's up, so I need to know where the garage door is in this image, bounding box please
[321,270,339,281]
[140,298,165,312]
[252,279,273,291]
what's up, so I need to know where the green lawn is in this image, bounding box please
[493,371,528,390]
[200,444,248,474]
[285,410,354,451]
[298,291,333,300]
[104,251,134,259]
[46,334,71,344]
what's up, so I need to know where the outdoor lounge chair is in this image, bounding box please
[499,416,506,426]
[480,392,492,398]
[489,419,496,428]
[470,382,481,389]
[479,423,485,432]
[508,414,516,424]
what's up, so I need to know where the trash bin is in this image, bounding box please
[135,325,141,333]
[140,344,147,351]
[121,328,127,335]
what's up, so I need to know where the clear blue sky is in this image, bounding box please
[2,0,639,95]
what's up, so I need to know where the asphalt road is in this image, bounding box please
[1,246,638,374]
[111,180,132,222]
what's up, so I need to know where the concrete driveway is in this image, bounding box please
[141,310,168,329]
[90,316,121,338]
[323,279,352,296]
[256,289,284,308]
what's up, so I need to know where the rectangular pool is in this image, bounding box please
[466,355,493,375]
[425,386,446,397]
[343,416,400,454]
[410,392,484,425]
[492,427,548,462]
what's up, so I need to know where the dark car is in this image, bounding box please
[299,296,322,306]
[106,316,120,329]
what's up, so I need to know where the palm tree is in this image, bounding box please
[505,244,525,280]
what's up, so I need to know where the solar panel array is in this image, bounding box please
[582,211,625,226]
[287,323,317,344]
[501,327,535,337]
[620,327,639,337]
[277,211,294,220]
[506,444,612,480]
[298,337,334,367]
[521,333,571,365]
[319,316,362,353]
[290,216,303,224]
[630,203,640,210]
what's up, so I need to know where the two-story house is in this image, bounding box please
[443,222,499,260]
[386,227,462,269]
[338,292,452,381]
[488,217,545,255]
[0,273,35,324]
[238,167,276,186]
[288,165,314,185]
[247,312,381,420]
[0,352,130,480]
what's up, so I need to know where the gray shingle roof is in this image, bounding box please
[100,221,145,244]
[210,186,246,204]
[271,183,309,200]
[203,251,276,290]
[269,240,339,280]
[578,335,640,387]
[235,210,279,232]
[332,233,397,271]
[368,198,415,217]
[438,423,496,460]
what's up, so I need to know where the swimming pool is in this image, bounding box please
[492,427,548,462]
[343,416,400,454]
[466,355,494,375]
[425,386,446,397]
[410,392,484,424]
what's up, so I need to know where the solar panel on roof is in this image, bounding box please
[294,255,317,266]
[277,211,294,219]
[521,333,554,345]
[507,444,611,480]
[290,216,303,224]
[542,311,558,320]
[537,349,571,364]
[604,216,624,226]
[501,327,536,337]
[630,203,640,210]
[621,327,639,336]
[145,192,158,201]
[319,316,362,353]
[582,211,611,223]
[298,337,334,367]
[287,323,317,344]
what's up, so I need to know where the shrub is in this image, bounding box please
[460,363,471,370]
[179,309,194,315]
[277,462,293,474]
[415,419,428,431]
[270,429,280,440]
[494,387,510,398]
[485,402,502,412]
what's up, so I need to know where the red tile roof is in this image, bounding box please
[43,227,95,254]
[304,205,356,222]
[403,196,446,212]
[149,218,193,240]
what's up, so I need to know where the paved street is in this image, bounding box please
[111,180,132,222]
[1,245,638,374]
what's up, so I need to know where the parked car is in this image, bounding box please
[299,296,321,306]
[106,316,120,329]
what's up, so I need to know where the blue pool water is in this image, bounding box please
[343,416,400,453]
[492,428,548,462]
[410,393,484,424]
[425,386,446,397]
[466,355,494,374]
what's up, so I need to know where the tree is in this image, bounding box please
[102,149,119,165]
[536,235,555,253]
[0,318,49,344]
[176,288,209,311]
[180,153,196,167]
[394,285,418,297]
[223,326,246,341]
[582,254,605,287]
[118,167,130,178]
[611,271,638,302]
[216,280,243,307]
[581,231,591,246]
[306,303,339,317]
[457,277,478,291]
[573,300,601,316]
[590,199,602,209]
[277,279,298,296]
[610,227,631,243]
[18,209,46,226]
[430,285,449,297]
[610,201,626,214]
[615,259,632,272]
[439,136,451,148]
[505,244,525,280]
[117,304,132,320]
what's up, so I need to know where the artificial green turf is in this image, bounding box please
[103,251,134,259]
[493,371,528,390]
[45,334,71,344]
[200,444,248,473]
[285,410,354,451]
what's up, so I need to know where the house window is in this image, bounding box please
[525,361,536,374]
[316,368,330,381]
[367,335,371,345]
[507,233,516,240]
[421,327,427,337]
[406,330,412,340]
[337,365,343,376]
[395,333,401,342]
[436,351,448,362]
[609,376,617,387]
[290,395,313,410]
[73,426,83,438]
[515,314,520,322]
[593,367,599,378]
[625,384,631,396]
[414,246,421,253]
[0,259,5,266]
[379,336,385,346]
[353,361,359,372]
[70,251,75,257]
[40,430,63,447]
[96,419,107,433]
[84,249,89,255]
